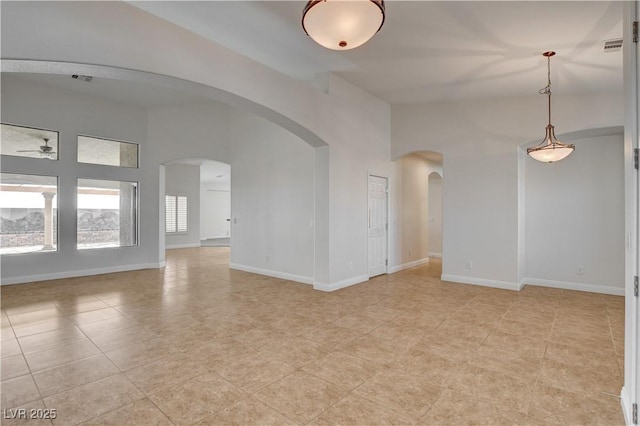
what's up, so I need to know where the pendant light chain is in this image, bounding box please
[539,54,552,126]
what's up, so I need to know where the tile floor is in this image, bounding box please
[1,247,625,425]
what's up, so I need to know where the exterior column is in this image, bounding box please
[42,192,55,250]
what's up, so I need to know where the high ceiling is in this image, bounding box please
[130,1,624,104]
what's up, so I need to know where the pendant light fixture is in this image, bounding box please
[527,51,575,163]
[302,0,385,50]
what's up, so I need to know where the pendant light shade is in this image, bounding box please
[527,51,575,163]
[302,0,385,50]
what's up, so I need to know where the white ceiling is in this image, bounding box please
[131,0,624,104]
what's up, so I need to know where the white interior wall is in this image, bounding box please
[164,163,201,249]
[0,74,157,284]
[428,172,443,257]
[229,108,315,283]
[524,134,624,294]
[392,93,624,290]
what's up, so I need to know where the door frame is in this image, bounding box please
[367,172,390,278]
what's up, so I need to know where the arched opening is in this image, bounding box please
[427,171,443,259]
[162,159,231,250]
[393,150,443,274]
[1,64,326,286]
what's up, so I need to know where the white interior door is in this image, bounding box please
[368,175,388,278]
[205,190,231,239]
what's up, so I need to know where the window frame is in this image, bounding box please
[77,134,140,169]
[76,177,139,250]
[0,172,59,255]
[1,122,60,161]
[165,194,188,234]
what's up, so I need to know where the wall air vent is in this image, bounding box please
[603,38,623,53]
[71,74,93,82]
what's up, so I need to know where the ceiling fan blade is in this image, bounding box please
[16,150,41,153]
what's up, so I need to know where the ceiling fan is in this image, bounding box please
[16,138,57,158]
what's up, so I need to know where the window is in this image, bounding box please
[166,195,187,233]
[77,135,138,168]
[1,123,58,160]
[0,173,58,254]
[77,179,138,249]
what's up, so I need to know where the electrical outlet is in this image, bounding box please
[409,250,412,257]
[577,266,584,275]
[349,261,353,270]
[465,261,472,269]
[265,255,269,263]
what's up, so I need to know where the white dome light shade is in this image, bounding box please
[302,0,385,50]
[527,125,575,163]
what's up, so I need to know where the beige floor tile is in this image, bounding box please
[1,326,17,341]
[545,341,618,370]
[482,330,548,358]
[44,374,144,426]
[195,397,297,426]
[54,300,110,315]
[126,353,212,395]
[1,375,41,409]
[0,249,625,425]
[33,354,119,397]
[5,302,59,317]
[354,368,442,421]
[104,337,180,371]
[78,316,140,338]
[89,325,159,353]
[2,338,22,358]
[301,324,362,350]
[25,340,101,373]
[149,373,246,425]
[419,389,528,426]
[393,347,462,386]
[469,345,543,381]
[331,313,385,333]
[7,308,64,327]
[340,335,400,364]
[80,398,172,425]
[311,393,414,426]
[538,358,623,396]
[215,352,296,393]
[447,364,532,415]
[262,336,327,367]
[13,318,76,338]
[529,383,625,425]
[302,351,382,390]
[254,370,347,424]
[2,354,31,380]
[18,326,87,354]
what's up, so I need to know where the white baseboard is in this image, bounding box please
[428,252,442,258]
[229,263,313,285]
[166,243,201,249]
[441,274,524,291]
[1,262,165,286]
[313,274,369,292]
[523,277,624,296]
[621,386,630,426]
[388,257,430,274]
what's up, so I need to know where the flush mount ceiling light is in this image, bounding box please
[302,0,385,50]
[527,51,575,163]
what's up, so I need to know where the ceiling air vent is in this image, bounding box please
[603,38,623,53]
[71,74,93,82]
